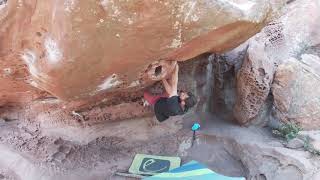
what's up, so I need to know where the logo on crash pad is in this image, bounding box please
[129,154,180,175]
[139,158,170,173]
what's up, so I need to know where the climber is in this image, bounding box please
[143,63,197,122]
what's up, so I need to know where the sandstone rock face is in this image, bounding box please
[0,0,44,107]
[233,39,276,124]
[0,0,285,104]
[272,55,320,130]
[233,0,320,125]
[0,55,212,126]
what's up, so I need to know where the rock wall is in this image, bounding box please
[0,55,211,126]
[233,37,276,125]
[233,0,320,125]
[272,55,320,130]
[0,0,288,125]
[0,0,285,107]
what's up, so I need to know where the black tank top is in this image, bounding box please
[154,96,184,122]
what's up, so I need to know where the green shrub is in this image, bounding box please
[272,123,302,141]
[273,123,320,156]
[303,136,320,156]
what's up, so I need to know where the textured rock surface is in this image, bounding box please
[1,111,320,180]
[286,138,305,149]
[233,38,276,125]
[183,113,320,180]
[0,0,285,104]
[0,55,212,126]
[272,55,320,130]
[233,0,320,125]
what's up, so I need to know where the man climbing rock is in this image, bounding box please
[144,63,197,123]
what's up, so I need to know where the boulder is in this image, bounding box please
[233,0,320,125]
[0,0,286,104]
[233,38,276,124]
[272,55,320,130]
[0,55,212,125]
[286,138,305,149]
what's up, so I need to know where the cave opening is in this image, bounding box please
[154,65,162,77]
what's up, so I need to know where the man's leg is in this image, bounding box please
[143,91,168,127]
[143,91,168,106]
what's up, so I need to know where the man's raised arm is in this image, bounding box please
[170,64,179,94]
[162,79,173,97]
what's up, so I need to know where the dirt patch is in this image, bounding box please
[0,116,188,180]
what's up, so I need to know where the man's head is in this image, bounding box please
[179,91,197,112]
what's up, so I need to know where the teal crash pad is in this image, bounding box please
[144,161,246,180]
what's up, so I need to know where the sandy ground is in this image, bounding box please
[0,113,191,180]
[0,112,318,180]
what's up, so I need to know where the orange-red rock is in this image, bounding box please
[0,0,285,104]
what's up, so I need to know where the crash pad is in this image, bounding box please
[128,154,181,176]
[144,160,246,180]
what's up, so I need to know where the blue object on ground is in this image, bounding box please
[191,123,200,147]
[191,123,200,131]
[143,161,246,180]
